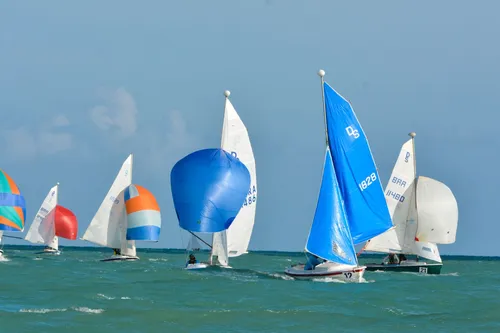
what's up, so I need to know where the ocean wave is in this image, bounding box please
[19,307,104,314]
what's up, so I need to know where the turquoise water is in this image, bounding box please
[1,246,498,333]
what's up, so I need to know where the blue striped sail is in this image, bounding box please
[124,184,161,241]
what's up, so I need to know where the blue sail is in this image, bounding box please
[305,148,357,265]
[324,82,392,244]
[170,148,251,233]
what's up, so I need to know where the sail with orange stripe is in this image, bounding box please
[124,184,161,241]
[0,169,26,232]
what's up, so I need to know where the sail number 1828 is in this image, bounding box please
[359,173,377,191]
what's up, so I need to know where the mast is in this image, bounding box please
[318,70,328,146]
[402,132,417,249]
[210,90,231,263]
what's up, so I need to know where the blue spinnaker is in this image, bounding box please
[305,148,357,265]
[324,82,392,244]
[170,148,251,233]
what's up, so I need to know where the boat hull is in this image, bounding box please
[365,262,442,275]
[185,262,210,270]
[35,249,61,255]
[101,255,139,262]
[284,262,366,282]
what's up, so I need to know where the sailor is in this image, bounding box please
[304,253,323,270]
[383,253,400,265]
[113,248,121,256]
[187,254,197,265]
[399,254,407,262]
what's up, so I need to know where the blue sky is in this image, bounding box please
[1,1,497,255]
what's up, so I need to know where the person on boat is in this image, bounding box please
[113,248,121,256]
[383,253,400,265]
[399,254,407,262]
[187,254,197,265]
[304,253,324,270]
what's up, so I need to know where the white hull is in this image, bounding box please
[185,262,210,270]
[36,248,61,255]
[284,262,366,282]
[101,254,139,262]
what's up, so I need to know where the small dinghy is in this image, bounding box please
[82,154,162,261]
[284,70,393,282]
[361,133,459,275]
[171,148,251,270]
[25,183,78,256]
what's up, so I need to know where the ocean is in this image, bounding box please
[0,246,498,333]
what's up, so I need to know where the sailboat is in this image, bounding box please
[362,133,459,274]
[82,154,162,261]
[0,169,26,259]
[170,148,251,270]
[284,70,393,281]
[24,183,78,255]
[210,90,257,268]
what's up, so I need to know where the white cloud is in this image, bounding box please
[1,115,73,161]
[89,88,138,138]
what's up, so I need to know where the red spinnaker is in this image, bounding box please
[54,205,78,240]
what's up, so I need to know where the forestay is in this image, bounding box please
[82,154,135,256]
[305,148,357,266]
[415,176,458,244]
[324,82,392,244]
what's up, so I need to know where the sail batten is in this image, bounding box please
[323,82,392,244]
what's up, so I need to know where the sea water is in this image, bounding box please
[0,246,498,333]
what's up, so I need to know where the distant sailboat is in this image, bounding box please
[363,133,459,274]
[82,154,162,261]
[0,169,26,259]
[24,183,78,255]
[284,70,393,281]
[170,148,251,270]
[211,90,257,268]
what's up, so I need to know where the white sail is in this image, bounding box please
[25,184,59,247]
[413,241,442,263]
[365,138,415,253]
[82,154,136,256]
[364,136,443,262]
[218,94,257,258]
[47,235,59,250]
[211,231,229,266]
[415,176,458,244]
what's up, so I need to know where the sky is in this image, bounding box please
[0,1,498,256]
